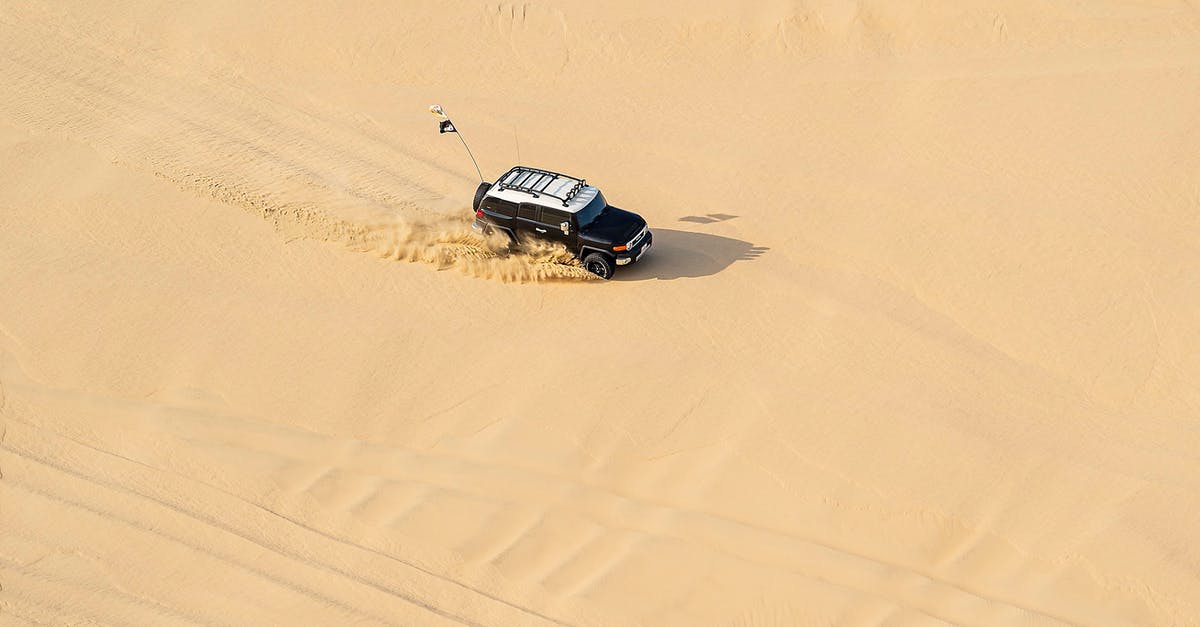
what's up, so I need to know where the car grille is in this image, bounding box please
[628,226,648,249]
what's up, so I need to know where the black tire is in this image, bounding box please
[583,252,615,280]
[472,181,491,211]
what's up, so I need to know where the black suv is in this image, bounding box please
[471,166,652,279]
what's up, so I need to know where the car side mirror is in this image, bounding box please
[560,221,570,235]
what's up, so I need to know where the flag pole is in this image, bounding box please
[455,127,484,183]
[430,104,484,183]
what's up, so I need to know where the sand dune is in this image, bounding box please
[2,1,1199,625]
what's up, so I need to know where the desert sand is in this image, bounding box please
[1,1,1199,625]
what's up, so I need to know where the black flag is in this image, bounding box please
[439,119,457,134]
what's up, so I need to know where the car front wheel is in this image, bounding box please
[583,252,614,280]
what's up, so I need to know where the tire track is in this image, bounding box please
[0,461,439,626]
[64,403,1080,626]
[0,551,228,627]
[2,13,435,211]
[1,479,404,626]
[0,15,592,282]
[0,422,573,627]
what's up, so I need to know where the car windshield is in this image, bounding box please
[575,192,607,229]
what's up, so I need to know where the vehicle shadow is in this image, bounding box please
[615,228,767,281]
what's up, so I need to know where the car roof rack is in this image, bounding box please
[496,166,587,207]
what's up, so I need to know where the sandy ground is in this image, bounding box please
[1,2,1199,625]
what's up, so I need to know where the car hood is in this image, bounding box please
[580,206,646,244]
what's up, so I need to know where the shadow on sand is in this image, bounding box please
[616,228,767,281]
[678,212,739,225]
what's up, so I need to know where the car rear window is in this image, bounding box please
[483,197,516,217]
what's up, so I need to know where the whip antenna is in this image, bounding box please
[514,124,521,165]
[429,104,484,182]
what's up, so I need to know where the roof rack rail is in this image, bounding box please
[496,166,587,207]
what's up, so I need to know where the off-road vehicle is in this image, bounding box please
[471,166,652,279]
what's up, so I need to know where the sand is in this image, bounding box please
[1,1,1198,625]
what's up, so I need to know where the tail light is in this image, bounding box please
[476,208,484,218]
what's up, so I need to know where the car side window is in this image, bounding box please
[484,198,517,217]
[517,203,540,221]
[540,208,568,226]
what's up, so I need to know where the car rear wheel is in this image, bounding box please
[583,253,614,280]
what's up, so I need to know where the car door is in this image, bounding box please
[514,202,542,241]
[533,206,574,248]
